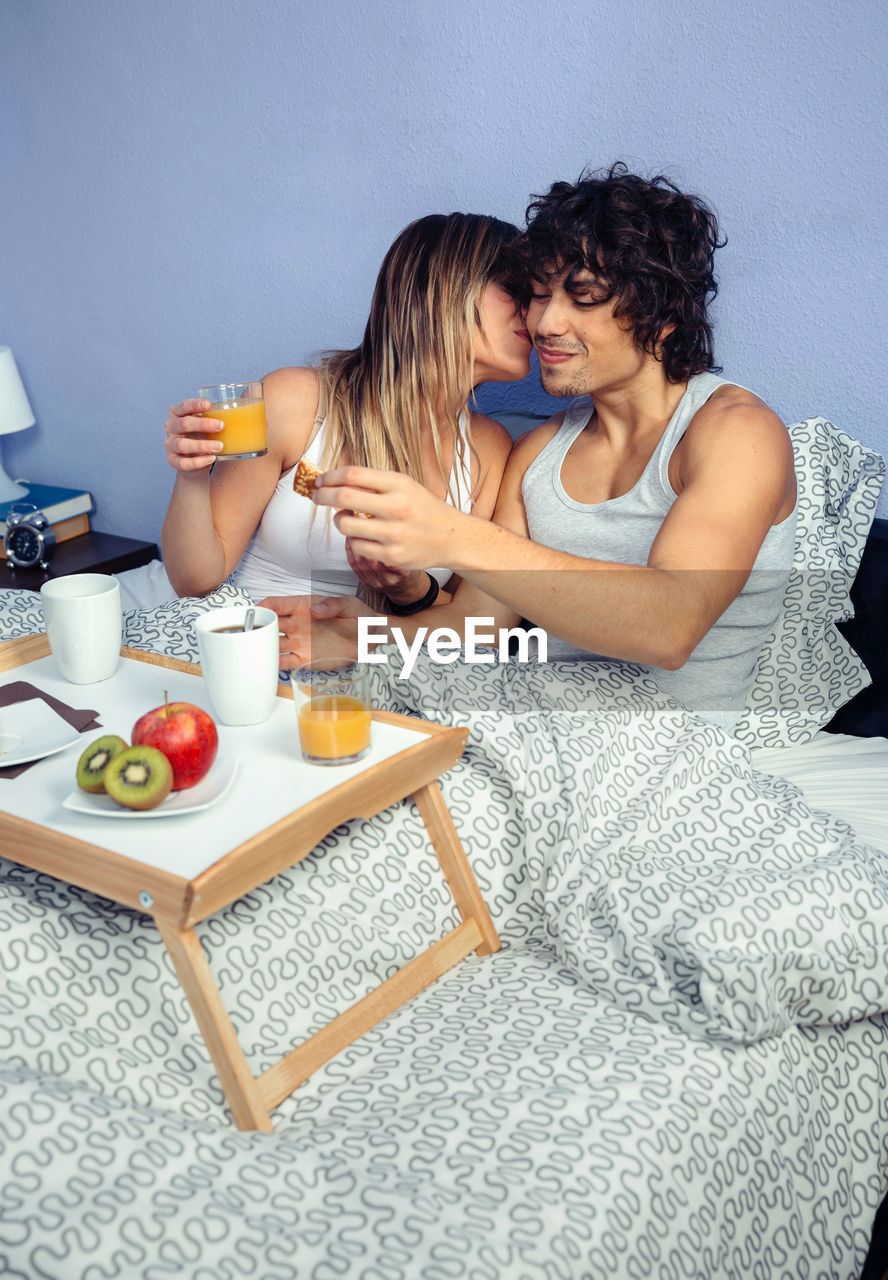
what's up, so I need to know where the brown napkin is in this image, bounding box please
[0,681,101,779]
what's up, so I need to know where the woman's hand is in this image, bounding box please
[164,398,225,473]
[345,542,433,607]
[314,468,459,570]
[258,593,381,669]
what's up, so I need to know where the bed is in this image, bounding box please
[0,416,886,1280]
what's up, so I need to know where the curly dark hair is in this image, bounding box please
[516,162,725,383]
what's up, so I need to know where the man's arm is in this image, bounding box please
[263,555,521,669]
[261,431,540,667]
[315,394,795,669]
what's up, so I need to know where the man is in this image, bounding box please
[267,164,797,732]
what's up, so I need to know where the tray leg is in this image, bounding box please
[411,779,501,956]
[155,780,499,1130]
[153,914,272,1132]
[256,916,483,1114]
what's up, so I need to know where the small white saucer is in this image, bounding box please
[0,699,82,768]
[62,757,238,819]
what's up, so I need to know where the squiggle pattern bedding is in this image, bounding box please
[1,606,887,1278]
[379,655,888,1044]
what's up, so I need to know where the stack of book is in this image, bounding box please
[0,483,94,558]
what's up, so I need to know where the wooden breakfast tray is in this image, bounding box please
[0,635,500,1130]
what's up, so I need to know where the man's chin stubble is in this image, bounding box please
[540,369,590,399]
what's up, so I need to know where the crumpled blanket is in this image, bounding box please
[368,648,888,1044]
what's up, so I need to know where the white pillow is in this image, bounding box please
[735,417,885,748]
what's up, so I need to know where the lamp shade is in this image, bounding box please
[0,347,36,436]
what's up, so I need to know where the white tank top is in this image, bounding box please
[521,373,798,733]
[231,412,473,601]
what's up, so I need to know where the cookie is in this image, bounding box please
[294,457,370,517]
[293,458,322,497]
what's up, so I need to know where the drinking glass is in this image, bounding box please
[199,381,267,460]
[290,659,371,765]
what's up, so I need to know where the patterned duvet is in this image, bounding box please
[1,594,887,1279]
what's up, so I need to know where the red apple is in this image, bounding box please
[131,692,218,790]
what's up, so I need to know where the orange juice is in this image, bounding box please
[203,398,267,457]
[297,695,371,761]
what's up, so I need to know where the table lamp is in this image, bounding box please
[0,347,36,504]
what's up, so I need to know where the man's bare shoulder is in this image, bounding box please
[681,383,793,467]
[509,409,569,461]
[490,410,571,532]
[689,383,787,442]
[677,382,796,510]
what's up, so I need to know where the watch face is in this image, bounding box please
[7,525,42,566]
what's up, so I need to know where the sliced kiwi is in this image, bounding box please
[76,735,129,793]
[103,745,173,811]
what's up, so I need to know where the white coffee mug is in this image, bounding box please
[194,604,280,726]
[40,574,122,684]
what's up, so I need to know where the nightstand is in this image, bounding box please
[3,530,159,592]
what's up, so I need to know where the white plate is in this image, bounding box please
[62,756,238,819]
[0,699,83,768]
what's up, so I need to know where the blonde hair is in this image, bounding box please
[317,212,521,504]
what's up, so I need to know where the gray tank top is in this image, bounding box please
[521,372,798,733]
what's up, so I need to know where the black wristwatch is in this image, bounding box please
[386,572,440,615]
[4,504,56,570]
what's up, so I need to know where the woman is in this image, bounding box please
[161,213,532,612]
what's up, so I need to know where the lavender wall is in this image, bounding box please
[1,0,886,546]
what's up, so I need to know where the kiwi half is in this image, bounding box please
[76,735,129,793]
[103,745,173,811]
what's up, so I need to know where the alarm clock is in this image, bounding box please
[4,503,56,570]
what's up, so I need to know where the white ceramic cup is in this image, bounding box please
[40,573,122,684]
[194,604,280,726]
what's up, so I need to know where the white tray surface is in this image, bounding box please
[0,654,429,881]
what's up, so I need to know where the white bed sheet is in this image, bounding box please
[115,557,175,611]
[752,729,888,853]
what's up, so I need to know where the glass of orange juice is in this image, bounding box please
[290,659,371,765]
[198,381,268,460]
